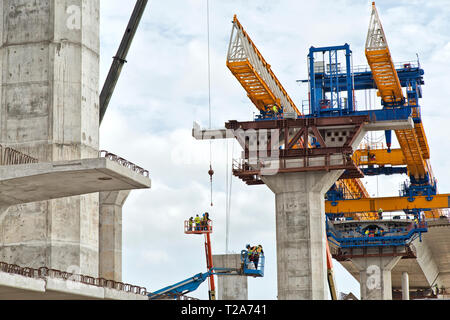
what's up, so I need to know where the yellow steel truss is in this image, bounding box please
[326,194,450,215]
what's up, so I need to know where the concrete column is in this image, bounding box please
[213,254,248,300]
[99,191,130,282]
[352,256,402,300]
[0,1,100,276]
[262,170,343,300]
[412,238,444,290]
[402,272,409,300]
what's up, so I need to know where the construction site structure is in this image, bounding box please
[147,219,265,300]
[0,0,153,300]
[193,2,450,300]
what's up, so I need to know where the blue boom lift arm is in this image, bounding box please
[148,251,265,300]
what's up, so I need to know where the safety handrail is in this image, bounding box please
[99,150,149,177]
[0,261,148,296]
[184,220,213,234]
[0,144,38,166]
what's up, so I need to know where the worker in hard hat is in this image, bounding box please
[364,229,369,237]
[202,212,211,231]
[378,208,383,220]
[253,245,264,269]
[414,216,419,228]
[272,104,279,116]
[246,244,256,269]
[194,214,201,231]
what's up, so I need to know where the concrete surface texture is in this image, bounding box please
[0,158,150,207]
[99,191,131,281]
[0,0,101,276]
[262,170,343,300]
[352,253,402,300]
[0,268,148,300]
[213,254,248,300]
[402,272,409,300]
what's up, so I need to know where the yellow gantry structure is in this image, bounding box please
[226,15,300,115]
[353,147,405,167]
[340,2,441,218]
[336,179,376,220]
[365,2,430,182]
[227,15,374,219]
[326,194,450,215]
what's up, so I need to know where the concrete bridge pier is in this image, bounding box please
[99,191,130,282]
[262,170,343,300]
[402,271,410,300]
[213,254,248,300]
[352,255,402,300]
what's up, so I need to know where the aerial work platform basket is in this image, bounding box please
[240,249,265,277]
[184,220,213,234]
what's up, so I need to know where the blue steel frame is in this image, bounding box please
[308,44,354,117]
[326,220,427,249]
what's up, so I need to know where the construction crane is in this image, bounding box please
[99,0,149,124]
[226,15,339,300]
[364,2,440,218]
[226,16,371,222]
[227,15,300,118]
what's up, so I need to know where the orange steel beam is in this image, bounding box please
[353,148,405,166]
[326,194,450,214]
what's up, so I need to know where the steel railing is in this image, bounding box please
[0,144,38,166]
[99,150,149,177]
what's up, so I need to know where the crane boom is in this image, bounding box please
[365,2,404,106]
[365,2,430,181]
[99,0,149,124]
[227,15,300,116]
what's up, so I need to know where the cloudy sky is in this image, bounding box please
[98,0,450,300]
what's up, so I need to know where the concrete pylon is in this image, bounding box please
[0,1,100,276]
[402,271,410,300]
[262,170,343,300]
[352,256,402,300]
[99,191,130,282]
[213,254,248,300]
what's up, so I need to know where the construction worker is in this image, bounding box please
[378,208,383,220]
[202,212,210,231]
[253,245,264,269]
[375,228,381,237]
[188,217,193,231]
[246,244,256,269]
[194,214,201,231]
[364,229,369,237]
[272,104,279,117]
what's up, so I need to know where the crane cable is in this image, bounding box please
[225,140,235,254]
[206,0,214,207]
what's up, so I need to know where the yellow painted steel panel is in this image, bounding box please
[326,194,450,214]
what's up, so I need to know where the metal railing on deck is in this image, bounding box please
[0,261,148,296]
[99,150,149,177]
[0,144,38,166]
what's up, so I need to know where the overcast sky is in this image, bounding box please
[98,0,450,300]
